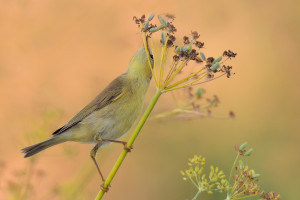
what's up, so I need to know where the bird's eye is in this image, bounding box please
[150,54,153,59]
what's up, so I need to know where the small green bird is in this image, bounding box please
[22,47,153,181]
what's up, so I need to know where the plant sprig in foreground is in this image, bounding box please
[181,143,280,200]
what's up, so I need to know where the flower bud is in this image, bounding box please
[252,173,260,178]
[239,142,248,150]
[148,13,155,21]
[239,160,244,169]
[143,21,149,30]
[200,52,206,61]
[211,62,220,71]
[161,32,166,44]
[158,15,167,26]
[195,88,204,96]
[213,56,222,64]
[244,148,253,156]
[149,27,159,32]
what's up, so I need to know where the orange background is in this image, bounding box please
[0,0,299,199]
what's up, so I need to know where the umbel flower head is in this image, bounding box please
[180,143,281,200]
[133,13,237,93]
[180,155,229,194]
[226,142,281,200]
[153,86,235,120]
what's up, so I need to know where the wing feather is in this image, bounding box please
[52,74,126,135]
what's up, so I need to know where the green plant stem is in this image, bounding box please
[192,189,202,200]
[229,154,239,183]
[95,89,162,200]
[227,153,239,198]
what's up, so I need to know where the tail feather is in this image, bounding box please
[22,137,64,158]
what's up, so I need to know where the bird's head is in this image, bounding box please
[127,46,154,80]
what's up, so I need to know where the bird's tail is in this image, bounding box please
[22,136,65,158]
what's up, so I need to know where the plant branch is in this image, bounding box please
[95,90,162,200]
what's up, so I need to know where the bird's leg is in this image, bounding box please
[94,135,132,152]
[101,138,133,152]
[90,143,105,182]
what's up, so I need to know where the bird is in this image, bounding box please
[22,46,153,181]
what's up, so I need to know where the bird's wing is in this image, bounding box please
[52,74,127,135]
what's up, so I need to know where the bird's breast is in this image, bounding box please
[81,88,146,142]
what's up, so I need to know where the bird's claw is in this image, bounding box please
[123,143,133,152]
[100,183,111,193]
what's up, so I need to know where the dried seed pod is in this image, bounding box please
[173,55,180,62]
[207,57,215,63]
[183,36,190,44]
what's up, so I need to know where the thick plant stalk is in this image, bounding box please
[95,90,162,200]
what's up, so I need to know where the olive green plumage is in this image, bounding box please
[22,47,153,158]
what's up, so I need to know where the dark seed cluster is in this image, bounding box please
[183,36,190,44]
[229,110,235,118]
[191,31,200,40]
[223,50,237,59]
[206,57,215,63]
[165,13,175,20]
[133,15,146,27]
[167,33,176,47]
[261,191,281,200]
[195,41,205,48]
[167,22,177,34]
[220,65,233,78]
[231,164,280,200]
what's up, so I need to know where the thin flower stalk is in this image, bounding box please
[163,59,188,87]
[142,32,158,86]
[163,72,208,92]
[165,68,205,89]
[159,35,170,88]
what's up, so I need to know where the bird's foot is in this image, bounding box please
[100,183,111,193]
[123,142,133,152]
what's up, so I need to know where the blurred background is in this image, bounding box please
[0,0,299,199]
